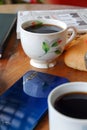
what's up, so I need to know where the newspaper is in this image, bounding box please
[17,9,87,39]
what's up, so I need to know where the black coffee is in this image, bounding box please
[25,24,62,33]
[54,92,87,119]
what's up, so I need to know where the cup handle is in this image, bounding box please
[66,26,77,45]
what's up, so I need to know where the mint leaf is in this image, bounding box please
[51,42,58,47]
[55,50,61,54]
[42,42,50,53]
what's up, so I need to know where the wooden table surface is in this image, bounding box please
[0,4,86,130]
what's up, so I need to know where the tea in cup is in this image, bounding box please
[48,82,87,130]
[20,19,77,68]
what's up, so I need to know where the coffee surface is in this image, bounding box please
[54,92,87,119]
[25,24,62,33]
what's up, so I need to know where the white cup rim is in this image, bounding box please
[48,82,87,123]
[21,18,67,35]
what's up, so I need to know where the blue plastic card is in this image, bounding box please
[0,70,69,130]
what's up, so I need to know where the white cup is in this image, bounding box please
[48,82,87,130]
[20,19,77,68]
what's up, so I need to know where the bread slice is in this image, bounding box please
[64,34,87,71]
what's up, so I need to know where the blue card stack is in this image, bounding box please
[0,70,69,130]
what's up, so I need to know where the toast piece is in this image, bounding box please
[64,34,87,71]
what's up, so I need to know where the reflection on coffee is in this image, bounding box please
[54,92,87,119]
[25,24,63,33]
